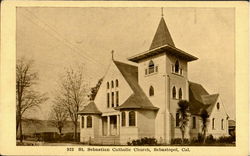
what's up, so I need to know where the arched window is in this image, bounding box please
[111,92,114,107]
[116,79,119,87]
[107,82,109,89]
[111,81,114,88]
[148,60,155,74]
[107,93,110,107]
[176,113,180,127]
[175,60,179,73]
[172,86,176,99]
[149,86,154,96]
[221,119,224,130]
[212,118,215,129]
[81,116,84,128]
[87,116,92,128]
[217,102,220,110]
[116,91,119,106]
[121,112,126,127]
[179,88,182,99]
[129,111,136,126]
[192,116,196,129]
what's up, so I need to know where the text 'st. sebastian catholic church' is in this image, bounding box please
[78,14,229,145]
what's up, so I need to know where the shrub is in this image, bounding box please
[127,137,157,146]
[205,134,215,144]
[217,136,235,144]
[171,138,189,145]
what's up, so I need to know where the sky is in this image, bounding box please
[16,7,235,120]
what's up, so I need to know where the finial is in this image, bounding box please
[111,50,114,60]
[161,7,164,17]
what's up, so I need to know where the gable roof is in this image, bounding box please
[189,81,219,115]
[78,101,102,115]
[113,61,158,110]
[150,17,175,50]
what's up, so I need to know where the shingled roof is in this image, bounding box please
[150,17,175,50]
[78,101,102,115]
[189,81,219,115]
[114,61,158,110]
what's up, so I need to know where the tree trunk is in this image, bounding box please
[16,115,20,136]
[74,123,77,142]
[20,119,23,143]
[182,130,185,144]
[203,130,206,144]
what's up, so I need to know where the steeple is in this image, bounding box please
[149,17,175,50]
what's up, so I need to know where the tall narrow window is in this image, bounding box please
[145,69,148,75]
[155,66,158,72]
[111,92,114,107]
[87,116,92,128]
[212,118,215,129]
[149,86,154,96]
[217,102,220,110]
[129,111,136,126]
[172,86,176,99]
[111,81,114,88]
[107,82,109,89]
[148,60,155,74]
[175,60,179,73]
[116,79,119,87]
[221,119,224,130]
[179,88,182,99]
[192,116,196,129]
[121,112,126,127]
[176,113,180,127]
[107,93,110,108]
[116,91,119,106]
[172,65,174,73]
[81,116,84,128]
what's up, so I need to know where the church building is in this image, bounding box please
[78,14,229,145]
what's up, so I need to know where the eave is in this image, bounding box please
[128,44,198,63]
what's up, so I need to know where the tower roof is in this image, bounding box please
[150,17,175,50]
[128,17,198,63]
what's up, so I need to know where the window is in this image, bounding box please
[217,102,220,110]
[148,60,155,74]
[212,118,215,129]
[172,86,176,99]
[111,81,114,88]
[221,119,224,130]
[149,86,154,96]
[180,69,183,75]
[121,112,126,127]
[176,113,180,127]
[81,116,84,128]
[155,66,158,72]
[116,91,119,106]
[179,88,182,99]
[145,69,148,75]
[175,60,179,73]
[129,111,136,126]
[107,93,110,108]
[116,79,119,87]
[192,116,196,129]
[111,92,114,107]
[87,116,92,128]
[107,82,109,89]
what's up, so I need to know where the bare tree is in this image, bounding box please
[56,66,89,141]
[49,102,69,136]
[16,57,48,142]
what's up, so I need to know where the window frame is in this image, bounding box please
[129,111,136,127]
[148,60,155,74]
[81,116,84,128]
[149,86,154,97]
[116,79,119,87]
[121,112,126,127]
[87,116,92,128]
[212,118,215,130]
[116,91,119,106]
[179,88,182,100]
[172,86,177,99]
[107,93,110,108]
[176,112,180,127]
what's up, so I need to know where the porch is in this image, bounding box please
[101,115,120,136]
